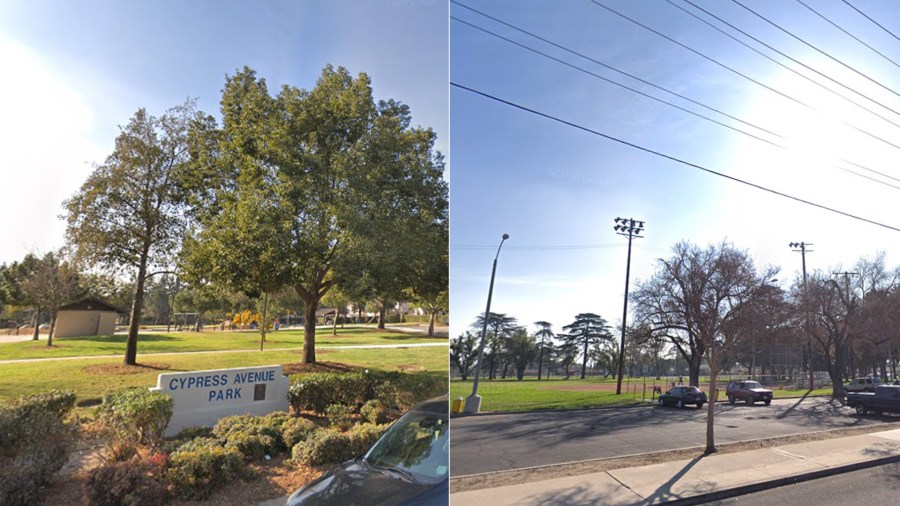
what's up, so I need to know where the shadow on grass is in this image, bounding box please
[58,333,181,344]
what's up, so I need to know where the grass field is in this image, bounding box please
[450,377,835,413]
[450,378,647,412]
[0,325,445,361]
[0,345,448,404]
[0,326,449,407]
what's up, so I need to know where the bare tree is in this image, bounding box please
[632,241,777,453]
[803,271,857,398]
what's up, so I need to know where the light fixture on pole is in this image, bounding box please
[464,233,509,414]
[789,241,814,390]
[614,217,644,395]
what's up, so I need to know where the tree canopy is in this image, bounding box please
[63,102,198,364]
[181,66,447,363]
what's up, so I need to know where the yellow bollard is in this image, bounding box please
[451,396,463,413]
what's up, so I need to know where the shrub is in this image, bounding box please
[82,456,168,506]
[360,399,389,424]
[95,388,173,448]
[281,417,318,449]
[291,428,355,467]
[325,403,356,430]
[213,412,289,458]
[288,370,446,415]
[166,437,248,500]
[0,390,76,506]
[348,422,388,455]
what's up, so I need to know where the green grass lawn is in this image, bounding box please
[0,326,445,361]
[450,377,647,412]
[0,345,448,405]
[450,376,836,413]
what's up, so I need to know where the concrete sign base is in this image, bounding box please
[151,364,290,437]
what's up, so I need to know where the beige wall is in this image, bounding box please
[54,310,118,338]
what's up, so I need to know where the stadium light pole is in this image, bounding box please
[465,233,509,414]
[614,218,644,395]
[789,241,814,390]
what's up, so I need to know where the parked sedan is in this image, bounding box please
[286,395,448,506]
[658,386,707,409]
[725,380,773,405]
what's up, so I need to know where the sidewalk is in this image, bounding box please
[450,428,900,505]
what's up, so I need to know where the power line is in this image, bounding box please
[795,0,900,72]
[453,4,900,189]
[588,0,900,156]
[730,0,900,100]
[451,81,900,234]
[451,16,782,146]
[453,243,669,252]
[452,1,781,141]
[677,0,900,128]
[842,0,900,45]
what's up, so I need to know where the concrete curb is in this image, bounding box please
[664,452,900,505]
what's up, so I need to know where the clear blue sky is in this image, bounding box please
[450,0,900,339]
[0,0,448,264]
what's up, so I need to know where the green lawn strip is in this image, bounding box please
[0,326,446,361]
[449,378,836,413]
[0,346,449,404]
[450,378,647,412]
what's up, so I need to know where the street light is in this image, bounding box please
[464,233,509,414]
[614,217,644,395]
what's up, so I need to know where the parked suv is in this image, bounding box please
[845,377,880,393]
[725,380,772,405]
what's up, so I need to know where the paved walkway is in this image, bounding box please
[450,428,900,505]
[0,341,448,365]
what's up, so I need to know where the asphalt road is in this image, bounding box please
[450,397,897,476]
[704,461,900,505]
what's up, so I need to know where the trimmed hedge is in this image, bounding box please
[290,423,388,467]
[289,370,446,414]
[0,390,76,506]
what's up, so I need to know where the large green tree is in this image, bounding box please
[183,66,447,363]
[562,313,614,379]
[64,103,197,365]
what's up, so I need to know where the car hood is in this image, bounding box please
[749,388,771,393]
[287,459,447,506]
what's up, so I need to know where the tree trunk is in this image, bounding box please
[581,339,588,379]
[688,352,703,387]
[537,342,544,381]
[124,257,149,365]
[378,304,387,330]
[47,310,57,347]
[428,310,435,337]
[31,306,40,341]
[301,297,318,363]
[332,308,337,336]
[259,291,268,352]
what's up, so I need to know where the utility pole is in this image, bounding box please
[833,271,858,380]
[789,242,814,390]
[614,217,644,395]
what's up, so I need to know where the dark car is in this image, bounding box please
[725,380,773,405]
[658,386,707,409]
[286,395,448,506]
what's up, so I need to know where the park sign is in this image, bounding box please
[151,365,290,437]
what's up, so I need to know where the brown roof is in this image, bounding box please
[58,297,124,313]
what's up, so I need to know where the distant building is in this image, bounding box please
[53,298,124,338]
